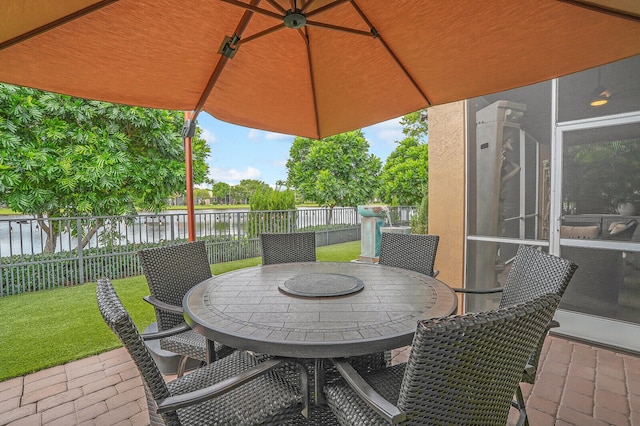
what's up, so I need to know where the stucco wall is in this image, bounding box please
[428,101,466,309]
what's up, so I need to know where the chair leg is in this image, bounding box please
[177,355,189,378]
[512,384,529,426]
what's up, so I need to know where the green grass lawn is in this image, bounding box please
[0,241,361,381]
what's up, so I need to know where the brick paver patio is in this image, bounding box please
[1,335,638,425]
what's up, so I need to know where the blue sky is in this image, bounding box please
[196,112,407,187]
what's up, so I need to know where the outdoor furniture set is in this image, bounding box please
[96,232,577,425]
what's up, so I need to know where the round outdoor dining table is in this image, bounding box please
[183,261,457,404]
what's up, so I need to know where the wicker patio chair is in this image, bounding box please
[260,232,316,265]
[455,245,578,425]
[324,293,562,426]
[138,241,234,377]
[378,232,440,277]
[96,278,309,426]
[360,232,440,371]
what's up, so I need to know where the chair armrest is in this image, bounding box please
[453,287,504,294]
[157,357,309,418]
[523,320,561,377]
[331,358,406,424]
[143,295,183,314]
[141,322,191,340]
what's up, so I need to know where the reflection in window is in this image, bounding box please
[562,123,640,242]
[466,83,551,294]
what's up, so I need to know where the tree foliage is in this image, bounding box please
[378,137,429,205]
[377,109,429,206]
[410,189,429,234]
[229,179,270,204]
[564,139,640,213]
[400,109,428,141]
[0,83,210,252]
[247,187,297,236]
[211,181,231,201]
[286,130,381,213]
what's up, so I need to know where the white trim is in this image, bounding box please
[561,238,640,252]
[550,78,562,255]
[557,110,640,131]
[466,235,549,247]
[554,310,640,354]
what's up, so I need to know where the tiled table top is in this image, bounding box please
[183,262,457,358]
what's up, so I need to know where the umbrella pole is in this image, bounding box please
[183,111,196,242]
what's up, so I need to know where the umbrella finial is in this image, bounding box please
[284,9,306,29]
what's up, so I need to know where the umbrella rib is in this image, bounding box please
[305,21,374,37]
[300,0,316,13]
[0,0,120,51]
[264,0,287,14]
[558,0,640,23]
[303,28,322,138]
[237,23,286,45]
[296,28,309,45]
[350,1,433,106]
[194,0,260,116]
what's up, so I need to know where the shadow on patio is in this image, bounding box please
[0,335,638,425]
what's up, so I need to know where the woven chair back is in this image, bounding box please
[96,278,179,425]
[499,245,578,309]
[500,245,578,385]
[138,241,212,330]
[378,233,439,277]
[398,293,561,425]
[260,232,316,265]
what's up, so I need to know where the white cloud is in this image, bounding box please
[364,117,404,147]
[199,128,218,145]
[265,131,292,141]
[209,166,262,184]
[272,159,288,167]
[247,129,260,141]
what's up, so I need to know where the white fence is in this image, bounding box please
[0,206,414,296]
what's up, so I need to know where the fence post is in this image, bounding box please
[170,214,175,243]
[236,212,241,257]
[325,208,330,246]
[77,217,84,285]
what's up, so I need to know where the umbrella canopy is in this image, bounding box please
[1,0,639,139]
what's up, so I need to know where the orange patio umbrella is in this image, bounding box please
[1,0,639,238]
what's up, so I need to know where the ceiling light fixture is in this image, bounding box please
[590,68,611,107]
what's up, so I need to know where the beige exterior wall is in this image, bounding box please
[428,101,466,310]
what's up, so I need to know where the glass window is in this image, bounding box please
[559,246,640,325]
[467,82,551,239]
[562,123,640,236]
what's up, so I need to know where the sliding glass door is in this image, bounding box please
[553,115,640,351]
[466,55,640,351]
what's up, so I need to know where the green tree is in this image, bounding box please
[211,181,231,203]
[400,109,428,141]
[247,187,297,236]
[378,109,429,206]
[0,83,210,252]
[410,190,429,234]
[193,188,211,204]
[286,130,381,222]
[378,137,429,205]
[230,179,270,204]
